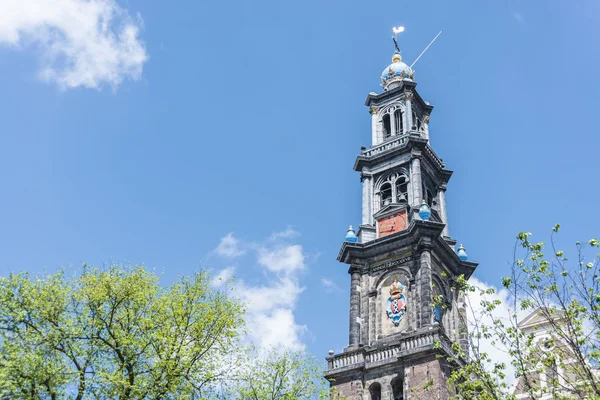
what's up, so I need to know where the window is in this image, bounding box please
[412,111,417,130]
[434,305,442,323]
[422,183,434,207]
[395,177,408,203]
[394,109,403,136]
[391,377,404,400]
[383,114,391,139]
[380,183,392,207]
[369,383,381,400]
[547,360,559,388]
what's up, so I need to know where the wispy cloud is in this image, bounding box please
[268,227,300,241]
[0,0,147,89]
[210,266,236,287]
[215,233,246,258]
[321,277,342,293]
[512,12,526,26]
[257,245,305,275]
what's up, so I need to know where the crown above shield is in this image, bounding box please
[389,278,404,296]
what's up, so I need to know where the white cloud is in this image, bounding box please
[257,245,305,275]
[238,243,306,350]
[466,277,530,387]
[215,233,246,258]
[249,308,306,351]
[239,277,303,313]
[214,235,309,350]
[0,0,147,89]
[210,266,235,287]
[321,277,342,293]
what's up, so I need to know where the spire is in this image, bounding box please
[391,26,404,63]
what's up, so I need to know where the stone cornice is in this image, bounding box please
[372,203,409,220]
[338,220,444,263]
[338,220,478,279]
[364,82,434,114]
[354,137,452,180]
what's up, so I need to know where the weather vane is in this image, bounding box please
[392,26,405,53]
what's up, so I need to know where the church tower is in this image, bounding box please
[325,33,479,399]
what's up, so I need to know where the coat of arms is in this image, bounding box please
[386,277,407,326]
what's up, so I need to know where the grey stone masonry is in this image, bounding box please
[348,268,361,348]
[418,245,433,328]
[437,184,449,238]
[410,152,423,210]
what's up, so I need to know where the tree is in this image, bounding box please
[439,225,600,399]
[221,348,329,400]
[0,265,241,399]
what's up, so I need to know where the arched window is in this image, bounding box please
[417,118,422,132]
[434,305,442,323]
[394,109,403,136]
[432,281,445,326]
[422,182,434,207]
[383,114,391,139]
[391,377,404,400]
[380,183,392,207]
[395,176,408,203]
[412,111,417,130]
[369,383,381,400]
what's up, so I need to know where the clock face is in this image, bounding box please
[377,211,407,238]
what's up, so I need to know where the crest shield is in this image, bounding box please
[386,278,407,326]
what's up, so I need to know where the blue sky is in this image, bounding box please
[0,0,599,359]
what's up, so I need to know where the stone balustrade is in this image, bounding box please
[327,350,365,370]
[362,135,408,158]
[326,329,454,373]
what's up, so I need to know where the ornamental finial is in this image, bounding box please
[345,225,358,243]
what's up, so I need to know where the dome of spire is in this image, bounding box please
[381,52,413,90]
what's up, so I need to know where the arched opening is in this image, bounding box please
[434,304,442,323]
[394,109,403,136]
[383,114,391,139]
[391,377,404,400]
[395,176,408,203]
[380,183,392,207]
[412,111,417,130]
[422,182,434,207]
[432,280,446,326]
[369,382,382,400]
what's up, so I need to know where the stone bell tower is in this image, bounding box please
[325,33,478,400]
